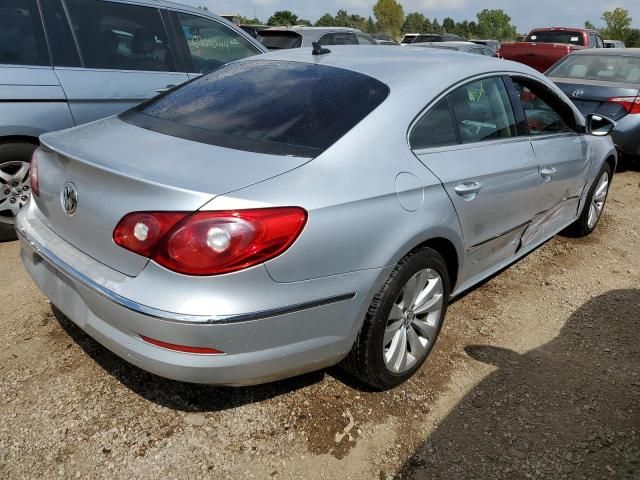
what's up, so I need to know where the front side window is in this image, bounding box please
[512,78,576,136]
[448,77,518,144]
[175,13,260,73]
[64,0,174,72]
[409,98,458,150]
[259,31,302,50]
[123,60,390,157]
[0,0,49,66]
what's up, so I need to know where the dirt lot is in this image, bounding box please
[0,168,638,480]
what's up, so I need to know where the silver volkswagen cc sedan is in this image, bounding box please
[17,46,617,390]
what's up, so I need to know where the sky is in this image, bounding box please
[182,0,639,33]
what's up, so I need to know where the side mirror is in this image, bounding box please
[585,113,616,136]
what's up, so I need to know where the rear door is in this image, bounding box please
[510,76,591,244]
[411,76,541,284]
[50,0,189,125]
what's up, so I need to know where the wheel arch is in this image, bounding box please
[405,236,460,292]
[0,135,40,148]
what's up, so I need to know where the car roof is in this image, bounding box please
[571,48,640,56]
[243,45,540,92]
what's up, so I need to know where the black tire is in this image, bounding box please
[563,162,612,238]
[0,142,37,242]
[342,247,450,390]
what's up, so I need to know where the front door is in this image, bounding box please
[410,76,541,285]
[510,76,591,244]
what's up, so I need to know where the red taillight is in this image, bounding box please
[139,335,224,355]
[30,150,39,197]
[607,96,640,114]
[113,207,307,276]
[113,212,188,257]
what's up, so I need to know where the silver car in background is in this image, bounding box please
[0,0,265,240]
[18,46,617,389]
[258,26,378,50]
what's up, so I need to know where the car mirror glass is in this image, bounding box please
[586,114,615,136]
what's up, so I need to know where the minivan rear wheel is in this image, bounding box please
[342,247,450,390]
[0,142,36,241]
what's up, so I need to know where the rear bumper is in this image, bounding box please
[17,207,387,386]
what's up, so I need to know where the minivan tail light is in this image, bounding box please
[30,150,40,197]
[607,96,640,114]
[113,208,307,276]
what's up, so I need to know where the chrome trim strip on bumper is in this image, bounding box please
[17,226,356,325]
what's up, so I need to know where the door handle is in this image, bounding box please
[155,84,176,94]
[540,167,557,181]
[454,181,483,199]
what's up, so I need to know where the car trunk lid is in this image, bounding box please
[551,78,640,121]
[34,117,311,276]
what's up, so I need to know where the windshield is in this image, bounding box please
[122,60,390,157]
[526,31,584,46]
[548,54,640,83]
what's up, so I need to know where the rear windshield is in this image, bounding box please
[259,31,302,50]
[413,35,442,44]
[548,54,640,83]
[121,60,390,157]
[526,31,584,46]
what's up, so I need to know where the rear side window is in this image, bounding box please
[40,0,81,67]
[410,98,458,150]
[259,31,302,50]
[448,77,518,143]
[123,60,390,157]
[356,33,378,45]
[0,0,49,66]
[174,13,260,74]
[64,0,174,72]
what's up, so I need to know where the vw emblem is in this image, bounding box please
[61,182,78,216]
[572,89,584,98]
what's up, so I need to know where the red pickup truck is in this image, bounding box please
[499,28,605,72]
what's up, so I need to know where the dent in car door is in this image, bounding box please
[510,77,591,246]
[410,77,541,286]
[51,0,189,125]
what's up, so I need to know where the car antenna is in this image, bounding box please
[312,42,331,55]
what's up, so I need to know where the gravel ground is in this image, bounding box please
[0,168,638,480]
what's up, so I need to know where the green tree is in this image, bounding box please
[238,15,263,25]
[403,12,426,33]
[422,17,433,33]
[626,29,640,47]
[297,18,312,26]
[334,9,351,27]
[442,17,456,33]
[601,8,632,42]
[315,13,335,27]
[366,16,376,33]
[431,18,441,33]
[373,0,405,37]
[476,9,517,41]
[267,10,299,26]
[584,21,596,30]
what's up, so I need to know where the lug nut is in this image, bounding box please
[21,196,27,201]
[23,186,29,191]
[12,182,18,187]
[3,190,9,195]
[10,198,16,203]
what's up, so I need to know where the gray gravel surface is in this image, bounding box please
[0,169,638,480]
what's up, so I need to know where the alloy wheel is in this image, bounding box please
[587,171,609,230]
[0,161,31,225]
[383,268,444,374]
